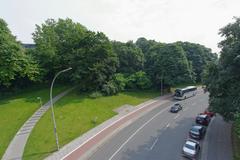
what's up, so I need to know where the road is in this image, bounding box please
[87,92,208,160]
[87,92,232,160]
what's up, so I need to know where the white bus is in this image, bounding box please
[174,86,197,100]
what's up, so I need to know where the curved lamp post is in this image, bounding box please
[50,67,72,151]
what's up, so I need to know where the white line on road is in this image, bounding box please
[149,138,159,150]
[108,107,169,160]
[165,123,170,128]
[174,114,180,120]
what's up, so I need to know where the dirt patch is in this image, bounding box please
[113,104,135,115]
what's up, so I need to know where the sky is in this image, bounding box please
[1,0,240,53]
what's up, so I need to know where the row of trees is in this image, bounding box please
[204,17,240,122]
[0,18,217,95]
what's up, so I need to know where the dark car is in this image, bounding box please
[170,103,182,113]
[196,114,211,126]
[189,125,206,140]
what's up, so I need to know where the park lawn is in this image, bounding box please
[23,90,160,160]
[0,85,69,159]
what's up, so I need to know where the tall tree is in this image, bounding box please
[33,18,118,91]
[0,18,39,88]
[176,42,217,82]
[32,18,87,80]
[112,41,144,74]
[147,43,194,88]
[206,17,240,120]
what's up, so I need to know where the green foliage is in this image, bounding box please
[176,42,217,82]
[112,41,144,74]
[33,18,118,91]
[146,43,194,87]
[0,18,40,88]
[101,80,119,95]
[70,31,118,91]
[206,17,240,120]
[32,18,87,80]
[112,73,127,91]
[89,91,103,99]
[126,71,152,90]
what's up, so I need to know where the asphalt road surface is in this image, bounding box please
[88,92,211,160]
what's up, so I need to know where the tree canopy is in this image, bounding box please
[112,41,144,74]
[0,18,39,88]
[205,17,240,120]
[0,17,217,95]
[32,18,118,91]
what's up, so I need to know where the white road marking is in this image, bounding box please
[174,114,180,120]
[165,123,170,128]
[108,107,169,160]
[149,138,159,150]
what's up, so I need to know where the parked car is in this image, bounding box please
[189,125,206,140]
[196,114,211,126]
[170,103,182,113]
[182,139,201,159]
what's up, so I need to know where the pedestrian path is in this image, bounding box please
[2,87,75,160]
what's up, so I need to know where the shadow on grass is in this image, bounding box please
[0,85,70,107]
[22,150,55,159]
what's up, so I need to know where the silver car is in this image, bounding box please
[182,139,200,159]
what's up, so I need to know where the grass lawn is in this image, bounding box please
[0,85,69,159]
[23,90,160,160]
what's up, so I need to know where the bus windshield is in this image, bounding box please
[175,89,182,97]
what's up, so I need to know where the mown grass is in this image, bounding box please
[0,85,69,159]
[233,124,240,160]
[23,90,160,160]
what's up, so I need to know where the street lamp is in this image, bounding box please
[50,67,72,151]
[37,97,42,107]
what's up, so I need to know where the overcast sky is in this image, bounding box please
[1,0,240,53]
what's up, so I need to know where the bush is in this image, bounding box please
[126,71,152,90]
[101,81,118,95]
[113,73,127,91]
[89,91,103,99]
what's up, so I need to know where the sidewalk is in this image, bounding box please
[2,87,75,160]
[201,115,233,160]
[45,94,172,160]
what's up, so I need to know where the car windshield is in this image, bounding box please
[185,143,195,150]
[191,127,200,132]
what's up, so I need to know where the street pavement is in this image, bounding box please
[87,92,232,160]
[201,115,232,160]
